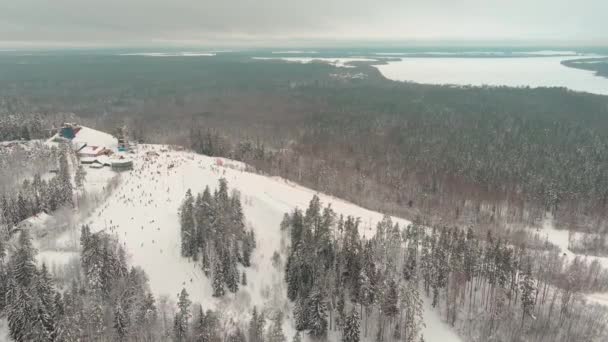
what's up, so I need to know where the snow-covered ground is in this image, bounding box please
[119,52,216,57]
[538,215,608,268]
[374,56,608,95]
[48,143,461,341]
[587,292,608,306]
[271,51,319,54]
[253,57,378,68]
[0,318,9,342]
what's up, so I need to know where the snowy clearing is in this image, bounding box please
[118,52,216,57]
[538,215,608,268]
[253,57,378,68]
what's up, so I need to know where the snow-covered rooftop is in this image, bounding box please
[72,126,118,150]
[77,145,106,156]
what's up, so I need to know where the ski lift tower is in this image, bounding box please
[117,125,129,152]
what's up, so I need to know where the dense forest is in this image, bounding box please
[282,196,608,342]
[3,54,608,233]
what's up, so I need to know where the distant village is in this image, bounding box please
[50,123,134,171]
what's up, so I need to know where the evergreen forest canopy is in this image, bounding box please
[2,50,608,341]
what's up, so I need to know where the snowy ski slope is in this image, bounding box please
[73,144,462,341]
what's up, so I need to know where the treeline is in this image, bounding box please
[0,140,58,193]
[179,179,256,297]
[0,146,73,228]
[562,58,608,78]
[0,113,48,141]
[283,196,608,342]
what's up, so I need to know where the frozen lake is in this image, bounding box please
[374,56,608,95]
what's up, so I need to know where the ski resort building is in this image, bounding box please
[77,145,111,158]
[110,157,133,171]
[59,123,81,139]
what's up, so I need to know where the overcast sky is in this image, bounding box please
[1,0,607,47]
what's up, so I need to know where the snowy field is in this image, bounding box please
[0,318,8,342]
[536,215,608,269]
[253,57,378,68]
[47,143,461,341]
[374,56,608,95]
[118,52,216,57]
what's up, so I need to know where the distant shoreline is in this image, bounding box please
[561,57,608,78]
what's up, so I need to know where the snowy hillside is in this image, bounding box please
[52,143,461,342]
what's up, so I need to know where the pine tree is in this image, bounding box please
[306,288,328,338]
[36,263,56,337]
[294,296,308,331]
[180,189,195,257]
[400,280,424,342]
[343,308,360,342]
[113,303,128,342]
[0,264,7,312]
[226,250,240,293]
[382,279,399,318]
[290,209,304,248]
[216,178,230,209]
[519,261,537,327]
[243,235,253,267]
[88,301,105,337]
[6,278,35,342]
[177,288,192,331]
[17,192,29,222]
[11,229,37,287]
[212,261,225,297]
[6,229,42,342]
